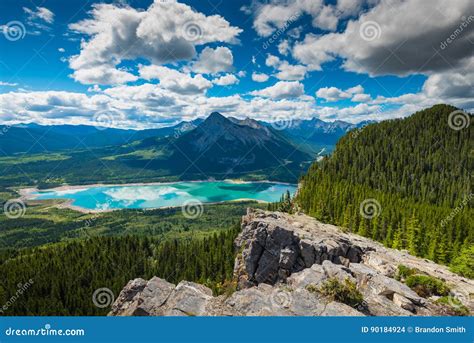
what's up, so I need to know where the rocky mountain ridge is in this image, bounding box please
[110,209,473,316]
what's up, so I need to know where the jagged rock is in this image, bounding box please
[110,209,474,316]
[164,281,213,316]
[393,293,416,312]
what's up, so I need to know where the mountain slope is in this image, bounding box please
[297,104,473,271]
[279,118,375,154]
[110,210,473,316]
[0,113,312,186]
[0,120,202,155]
[168,112,311,176]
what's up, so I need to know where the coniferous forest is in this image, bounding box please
[0,226,239,316]
[297,105,473,276]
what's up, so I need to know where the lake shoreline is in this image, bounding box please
[19,179,295,214]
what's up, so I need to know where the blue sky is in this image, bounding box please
[0,0,472,128]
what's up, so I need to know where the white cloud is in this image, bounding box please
[293,0,474,76]
[58,48,65,53]
[265,54,307,80]
[139,65,212,95]
[265,54,280,68]
[316,87,351,102]
[351,93,371,103]
[278,40,290,55]
[293,0,474,106]
[0,81,18,87]
[252,72,269,83]
[68,0,242,85]
[316,85,365,102]
[72,65,138,85]
[24,6,54,24]
[274,62,307,81]
[250,81,304,99]
[191,46,234,74]
[213,74,239,86]
[249,0,370,36]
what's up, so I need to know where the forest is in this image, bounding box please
[297,104,473,277]
[0,227,239,316]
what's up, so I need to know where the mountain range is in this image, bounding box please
[0,115,372,156]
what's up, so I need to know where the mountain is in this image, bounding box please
[167,112,311,177]
[297,104,473,272]
[0,112,312,186]
[110,209,473,316]
[0,120,202,155]
[278,118,376,154]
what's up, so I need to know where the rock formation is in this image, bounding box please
[110,209,473,316]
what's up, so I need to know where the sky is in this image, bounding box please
[0,0,473,129]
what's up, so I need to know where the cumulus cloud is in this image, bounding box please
[191,46,234,74]
[248,0,370,36]
[293,0,474,106]
[351,93,371,103]
[293,0,474,76]
[316,84,364,102]
[68,0,242,85]
[139,65,212,95]
[278,39,290,55]
[250,81,304,99]
[265,54,307,80]
[213,74,239,86]
[252,72,270,83]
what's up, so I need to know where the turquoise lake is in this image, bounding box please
[31,181,297,211]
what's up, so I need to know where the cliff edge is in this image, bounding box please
[110,209,473,316]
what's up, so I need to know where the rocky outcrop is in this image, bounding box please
[110,209,473,316]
